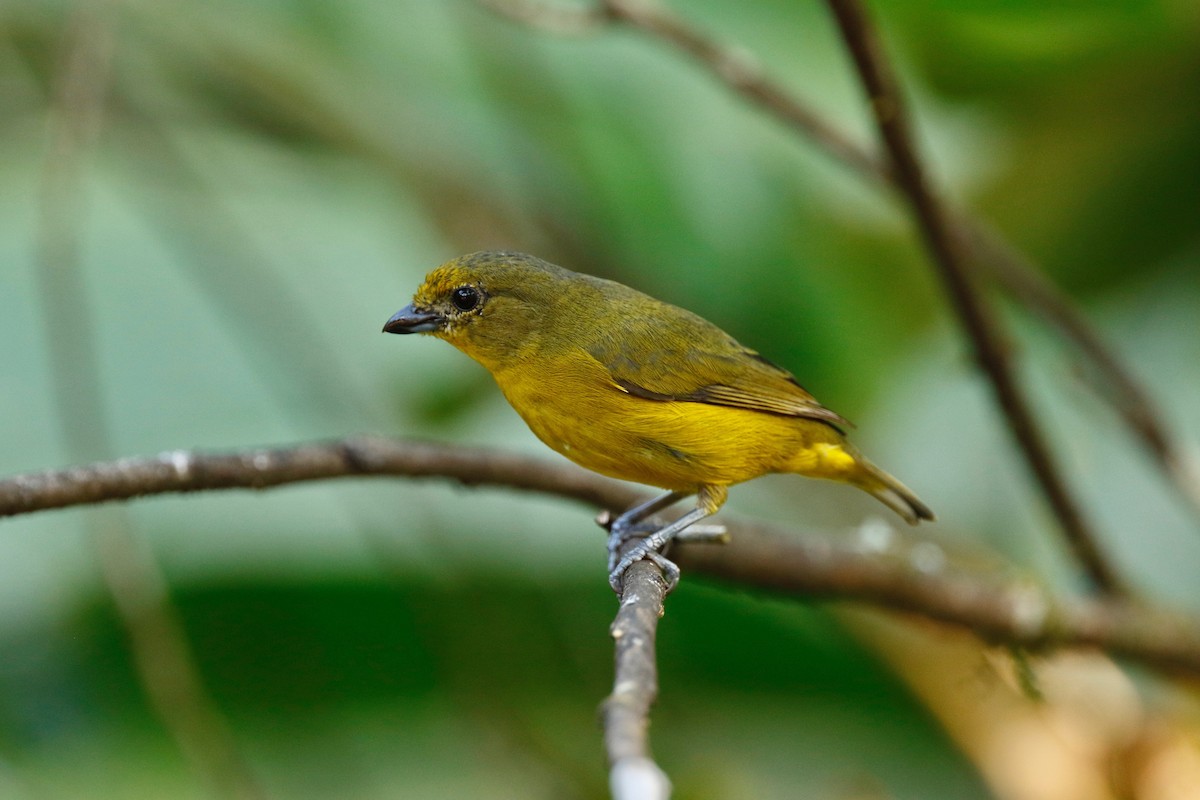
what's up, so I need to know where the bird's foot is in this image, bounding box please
[609,545,680,594]
[597,511,659,540]
[599,512,657,571]
[599,512,728,571]
[600,503,720,592]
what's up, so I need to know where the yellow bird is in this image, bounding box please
[384,251,933,591]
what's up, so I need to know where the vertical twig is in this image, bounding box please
[604,560,672,800]
[33,5,265,797]
[822,0,1126,595]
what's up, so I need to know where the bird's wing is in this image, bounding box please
[583,304,850,428]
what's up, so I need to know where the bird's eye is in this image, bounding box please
[450,285,480,312]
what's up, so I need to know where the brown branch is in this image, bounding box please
[604,559,672,800]
[5,438,1200,675]
[0,436,636,519]
[675,522,1200,676]
[822,0,1124,595]
[480,0,1200,522]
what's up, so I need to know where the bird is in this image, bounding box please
[383,251,933,592]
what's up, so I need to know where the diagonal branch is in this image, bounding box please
[0,436,636,519]
[480,0,1200,521]
[822,0,1123,595]
[5,438,1200,675]
[673,521,1200,676]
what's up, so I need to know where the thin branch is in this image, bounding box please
[604,559,672,800]
[0,436,636,519]
[480,0,1200,521]
[5,438,1200,676]
[673,521,1200,676]
[32,5,264,797]
[822,0,1124,595]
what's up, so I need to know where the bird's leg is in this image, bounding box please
[598,493,726,541]
[603,491,688,536]
[608,485,728,593]
[600,491,688,571]
[608,506,712,593]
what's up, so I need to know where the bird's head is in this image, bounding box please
[383,251,592,369]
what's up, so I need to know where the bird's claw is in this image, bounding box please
[602,493,716,594]
[604,516,665,571]
[608,546,680,594]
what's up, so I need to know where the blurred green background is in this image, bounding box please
[2,0,1198,797]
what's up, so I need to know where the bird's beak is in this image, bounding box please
[382,304,444,334]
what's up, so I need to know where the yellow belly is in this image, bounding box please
[490,353,851,493]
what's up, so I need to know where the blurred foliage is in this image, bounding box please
[1,0,1198,797]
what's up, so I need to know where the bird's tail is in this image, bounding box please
[853,458,935,525]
